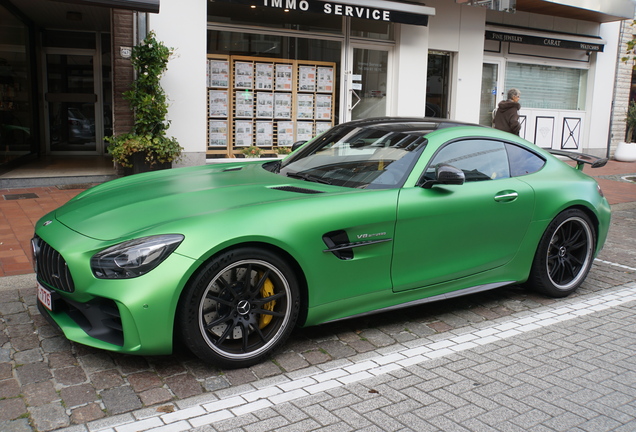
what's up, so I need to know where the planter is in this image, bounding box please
[123,152,172,176]
[614,142,636,162]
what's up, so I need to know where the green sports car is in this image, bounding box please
[33,118,611,368]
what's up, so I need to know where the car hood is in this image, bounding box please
[54,162,331,240]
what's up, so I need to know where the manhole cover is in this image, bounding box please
[3,193,39,200]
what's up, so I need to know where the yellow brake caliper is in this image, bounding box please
[259,277,276,329]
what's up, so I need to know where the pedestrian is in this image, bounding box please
[493,88,521,135]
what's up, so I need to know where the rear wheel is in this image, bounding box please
[178,248,300,368]
[527,209,595,297]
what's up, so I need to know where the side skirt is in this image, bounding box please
[321,281,514,324]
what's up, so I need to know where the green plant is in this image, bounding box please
[626,100,636,142]
[241,146,262,158]
[107,31,182,168]
[276,146,291,155]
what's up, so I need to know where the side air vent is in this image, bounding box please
[223,166,243,172]
[270,186,325,194]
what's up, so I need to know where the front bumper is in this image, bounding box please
[33,222,198,355]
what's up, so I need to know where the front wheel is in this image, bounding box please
[526,209,596,298]
[178,248,300,368]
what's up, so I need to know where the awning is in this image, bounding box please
[485,26,605,52]
[515,0,635,23]
[52,0,160,13]
[211,0,435,26]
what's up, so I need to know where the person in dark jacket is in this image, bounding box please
[493,88,521,135]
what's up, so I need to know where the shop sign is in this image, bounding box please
[214,0,430,26]
[486,30,604,52]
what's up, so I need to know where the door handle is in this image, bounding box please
[494,191,518,202]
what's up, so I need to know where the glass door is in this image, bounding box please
[346,45,391,121]
[479,61,502,127]
[44,49,100,153]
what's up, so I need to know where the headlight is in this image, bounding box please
[91,235,184,279]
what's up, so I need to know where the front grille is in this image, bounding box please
[32,236,75,293]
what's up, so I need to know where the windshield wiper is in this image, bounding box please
[287,172,332,185]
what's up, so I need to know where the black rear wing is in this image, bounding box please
[548,149,608,171]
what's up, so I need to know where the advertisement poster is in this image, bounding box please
[255,63,274,90]
[274,93,292,118]
[315,94,332,120]
[296,94,314,120]
[208,60,229,88]
[275,64,293,91]
[297,122,314,141]
[298,65,316,91]
[235,62,253,89]
[234,120,253,147]
[277,121,294,146]
[208,120,228,147]
[317,67,334,93]
[208,90,228,117]
[256,121,274,147]
[256,92,274,118]
[235,90,254,117]
[315,122,332,136]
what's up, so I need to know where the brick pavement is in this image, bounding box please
[0,160,635,431]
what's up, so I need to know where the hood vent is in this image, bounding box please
[222,166,243,172]
[270,186,325,194]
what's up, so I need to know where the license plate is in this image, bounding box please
[38,284,53,311]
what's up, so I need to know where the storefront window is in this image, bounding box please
[208,2,343,34]
[350,18,393,40]
[505,62,587,110]
[0,4,34,165]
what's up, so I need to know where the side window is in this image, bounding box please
[425,139,510,182]
[506,143,546,176]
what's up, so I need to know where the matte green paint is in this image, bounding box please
[34,124,611,356]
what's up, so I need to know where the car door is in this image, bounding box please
[391,138,536,292]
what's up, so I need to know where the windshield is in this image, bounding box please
[278,125,428,189]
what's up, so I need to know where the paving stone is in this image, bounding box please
[139,387,173,406]
[0,348,11,362]
[203,375,231,392]
[320,340,357,359]
[29,402,70,431]
[54,366,87,386]
[151,357,187,377]
[13,348,43,364]
[0,378,21,399]
[15,362,51,385]
[224,368,257,386]
[251,360,283,379]
[275,352,309,372]
[165,373,204,399]
[41,335,71,353]
[79,353,116,371]
[0,363,12,380]
[0,301,24,315]
[70,403,106,424]
[0,398,28,421]
[22,381,59,407]
[114,355,149,374]
[101,386,143,415]
[60,383,99,408]
[48,352,78,369]
[302,349,331,365]
[0,419,32,432]
[90,369,124,390]
[4,312,31,325]
[128,371,162,392]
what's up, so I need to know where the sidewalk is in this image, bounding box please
[2,160,636,278]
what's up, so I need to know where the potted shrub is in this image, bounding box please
[241,146,262,158]
[276,146,291,158]
[615,100,636,162]
[106,31,182,174]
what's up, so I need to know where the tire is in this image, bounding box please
[178,247,300,369]
[527,209,596,298]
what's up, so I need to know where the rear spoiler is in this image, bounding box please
[548,149,608,171]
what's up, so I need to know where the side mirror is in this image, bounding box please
[291,140,306,152]
[420,164,465,189]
